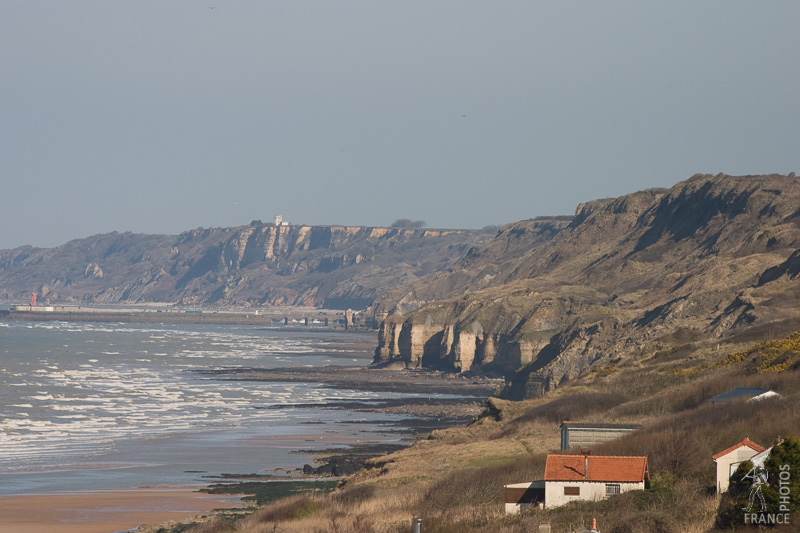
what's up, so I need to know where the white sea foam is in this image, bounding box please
[29,394,55,401]
[0,321,423,490]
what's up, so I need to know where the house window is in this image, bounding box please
[564,486,580,496]
[605,484,621,495]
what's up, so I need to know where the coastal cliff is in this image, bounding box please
[370,174,800,398]
[0,224,485,310]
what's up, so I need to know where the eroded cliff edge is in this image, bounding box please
[371,174,800,399]
[0,224,486,309]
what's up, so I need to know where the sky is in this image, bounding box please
[1,1,799,250]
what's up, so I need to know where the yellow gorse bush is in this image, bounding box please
[668,331,800,376]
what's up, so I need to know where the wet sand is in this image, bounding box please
[0,488,240,533]
[205,365,501,396]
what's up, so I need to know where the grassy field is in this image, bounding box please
[148,330,800,533]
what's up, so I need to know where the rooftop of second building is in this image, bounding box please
[544,454,649,483]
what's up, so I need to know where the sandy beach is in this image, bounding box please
[0,488,241,533]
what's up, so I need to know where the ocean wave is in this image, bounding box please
[0,322,418,486]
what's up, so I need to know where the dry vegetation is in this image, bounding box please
[161,330,800,533]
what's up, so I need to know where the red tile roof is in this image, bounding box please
[544,454,649,483]
[712,438,766,460]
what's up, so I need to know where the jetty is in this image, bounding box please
[0,305,364,328]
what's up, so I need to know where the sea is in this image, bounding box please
[0,320,437,496]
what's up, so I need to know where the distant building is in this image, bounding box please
[505,454,649,512]
[712,437,772,493]
[560,422,640,450]
[712,438,767,493]
[709,388,779,404]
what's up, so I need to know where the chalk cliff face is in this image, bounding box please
[0,224,485,309]
[371,174,800,398]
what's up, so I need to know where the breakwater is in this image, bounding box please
[0,307,358,328]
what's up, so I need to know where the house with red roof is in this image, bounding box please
[712,438,767,493]
[505,453,649,512]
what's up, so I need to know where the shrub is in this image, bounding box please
[762,436,800,513]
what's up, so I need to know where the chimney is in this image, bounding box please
[581,450,591,479]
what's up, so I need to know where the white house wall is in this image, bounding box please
[545,481,644,508]
[715,447,762,493]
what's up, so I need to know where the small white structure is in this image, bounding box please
[505,454,649,512]
[11,305,54,312]
[504,481,545,514]
[712,437,767,493]
[273,215,289,226]
[709,388,779,403]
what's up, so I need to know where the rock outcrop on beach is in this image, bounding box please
[370,173,800,398]
[0,224,486,309]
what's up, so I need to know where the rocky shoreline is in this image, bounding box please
[191,366,500,495]
[131,366,502,532]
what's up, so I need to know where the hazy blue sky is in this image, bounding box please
[1,1,798,250]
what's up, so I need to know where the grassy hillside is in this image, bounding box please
[153,327,800,533]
